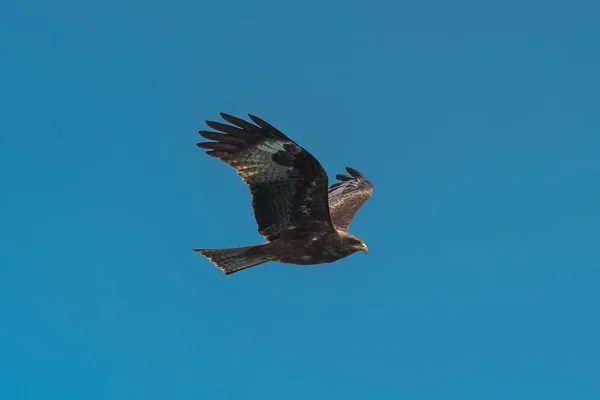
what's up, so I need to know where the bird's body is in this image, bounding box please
[194,113,373,275]
[263,229,362,265]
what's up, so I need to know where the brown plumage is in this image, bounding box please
[194,113,373,275]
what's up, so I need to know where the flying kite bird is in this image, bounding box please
[194,113,373,275]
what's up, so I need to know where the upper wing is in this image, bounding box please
[197,113,335,241]
[327,167,373,232]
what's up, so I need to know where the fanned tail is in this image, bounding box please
[193,244,272,275]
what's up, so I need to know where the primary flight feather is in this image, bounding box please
[194,113,373,275]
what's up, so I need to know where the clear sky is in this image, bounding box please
[1,0,599,398]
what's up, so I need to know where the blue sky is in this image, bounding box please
[1,0,599,398]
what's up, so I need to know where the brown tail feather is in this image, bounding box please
[193,244,272,275]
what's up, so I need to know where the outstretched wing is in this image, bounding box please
[197,113,335,241]
[328,167,373,232]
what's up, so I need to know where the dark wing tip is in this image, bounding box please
[247,114,288,139]
[197,142,238,151]
[346,167,366,179]
[328,167,372,193]
[198,130,219,139]
[247,113,262,123]
[219,113,259,131]
[335,174,353,181]
[203,113,287,140]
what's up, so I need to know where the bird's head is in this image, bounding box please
[343,233,368,254]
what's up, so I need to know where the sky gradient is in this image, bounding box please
[1,0,599,398]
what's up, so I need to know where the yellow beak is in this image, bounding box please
[355,243,368,253]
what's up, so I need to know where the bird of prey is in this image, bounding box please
[194,113,373,275]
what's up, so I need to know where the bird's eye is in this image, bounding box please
[350,237,361,245]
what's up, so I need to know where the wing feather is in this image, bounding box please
[198,113,335,241]
[328,167,373,232]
